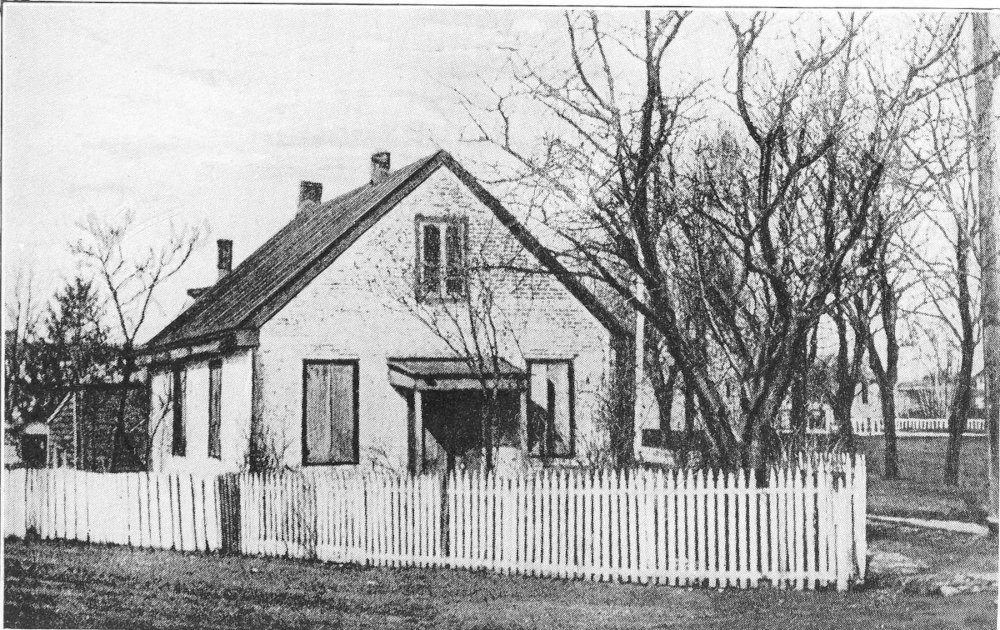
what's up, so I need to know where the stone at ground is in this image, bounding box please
[895,572,999,596]
[868,551,929,578]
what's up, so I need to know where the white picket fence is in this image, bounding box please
[852,417,986,436]
[3,468,229,552]
[4,455,866,591]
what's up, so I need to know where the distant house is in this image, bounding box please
[12,383,148,470]
[138,151,635,473]
[895,371,986,419]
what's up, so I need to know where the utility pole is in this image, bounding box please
[973,12,999,531]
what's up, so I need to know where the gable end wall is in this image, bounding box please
[256,167,614,470]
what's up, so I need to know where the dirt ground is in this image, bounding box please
[4,536,996,630]
[860,435,990,522]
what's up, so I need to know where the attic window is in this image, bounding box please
[416,216,467,300]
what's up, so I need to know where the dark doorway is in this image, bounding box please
[22,434,48,468]
[420,390,520,470]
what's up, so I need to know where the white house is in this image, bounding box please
[138,151,635,474]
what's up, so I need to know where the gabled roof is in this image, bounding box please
[141,151,627,354]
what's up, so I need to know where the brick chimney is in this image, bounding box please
[370,152,391,184]
[217,239,233,281]
[298,181,323,213]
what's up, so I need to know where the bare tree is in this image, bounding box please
[462,11,980,474]
[853,123,935,480]
[71,210,202,471]
[905,63,983,485]
[787,321,820,440]
[4,265,45,435]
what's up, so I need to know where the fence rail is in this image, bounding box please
[852,417,986,436]
[4,455,866,591]
[779,416,986,437]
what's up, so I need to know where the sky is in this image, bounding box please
[1,4,986,373]
[2,5,736,341]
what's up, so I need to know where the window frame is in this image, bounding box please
[171,365,186,457]
[207,359,223,460]
[526,358,576,459]
[414,214,468,302]
[300,359,360,466]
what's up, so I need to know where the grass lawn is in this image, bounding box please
[859,435,991,522]
[4,536,996,630]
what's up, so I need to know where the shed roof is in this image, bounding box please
[387,357,524,380]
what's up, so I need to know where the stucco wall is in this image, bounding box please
[256,166,613,470]
[148,349,253,473]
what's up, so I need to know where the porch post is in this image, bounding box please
[520,389,528,453]
[413,389,423,473]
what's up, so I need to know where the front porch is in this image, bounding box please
[388,358,528,472]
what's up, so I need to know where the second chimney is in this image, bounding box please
[217,239,233,281]
[370,152,391,184]
[298,181,323,213]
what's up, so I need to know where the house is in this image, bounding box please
[11,383,148,470]
[896,370,987,419]
[138,151,635,474]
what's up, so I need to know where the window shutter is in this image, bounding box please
[304,361,357,464]
[327,364,355,462]
[528,363,547,456]
[171,366,186,457]
[421,224,441,299]
[208,360,222,459]
[445,222,465,296]
[527,361,574,458]
[547,362,572,457]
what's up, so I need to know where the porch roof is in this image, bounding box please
[387,358,526,391]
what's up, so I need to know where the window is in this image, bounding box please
[861,381,869,405]
[171,365,186,456]
[808,408,826,431]
[527,360,574,458]
[302,360,359,465]
[208,360,222,459]
[416,216,466,300]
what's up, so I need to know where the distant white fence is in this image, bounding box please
[779,413,986,437]
[4,455,866,591]
[851,417,986,436]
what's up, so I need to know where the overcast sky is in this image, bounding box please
[2,5,733,339]
[1,3,983,371]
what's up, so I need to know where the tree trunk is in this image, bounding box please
[110,348,135,472]
[789,328,817,441]
[944,221,976,486]
[646,346,679,448]
[864,266,902,481]
[830,310,862,452]
[973,13,999,526]
[789,345,810,439]
[680,379,697,467]
[607,333,637,467]
[877,374,900,480]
